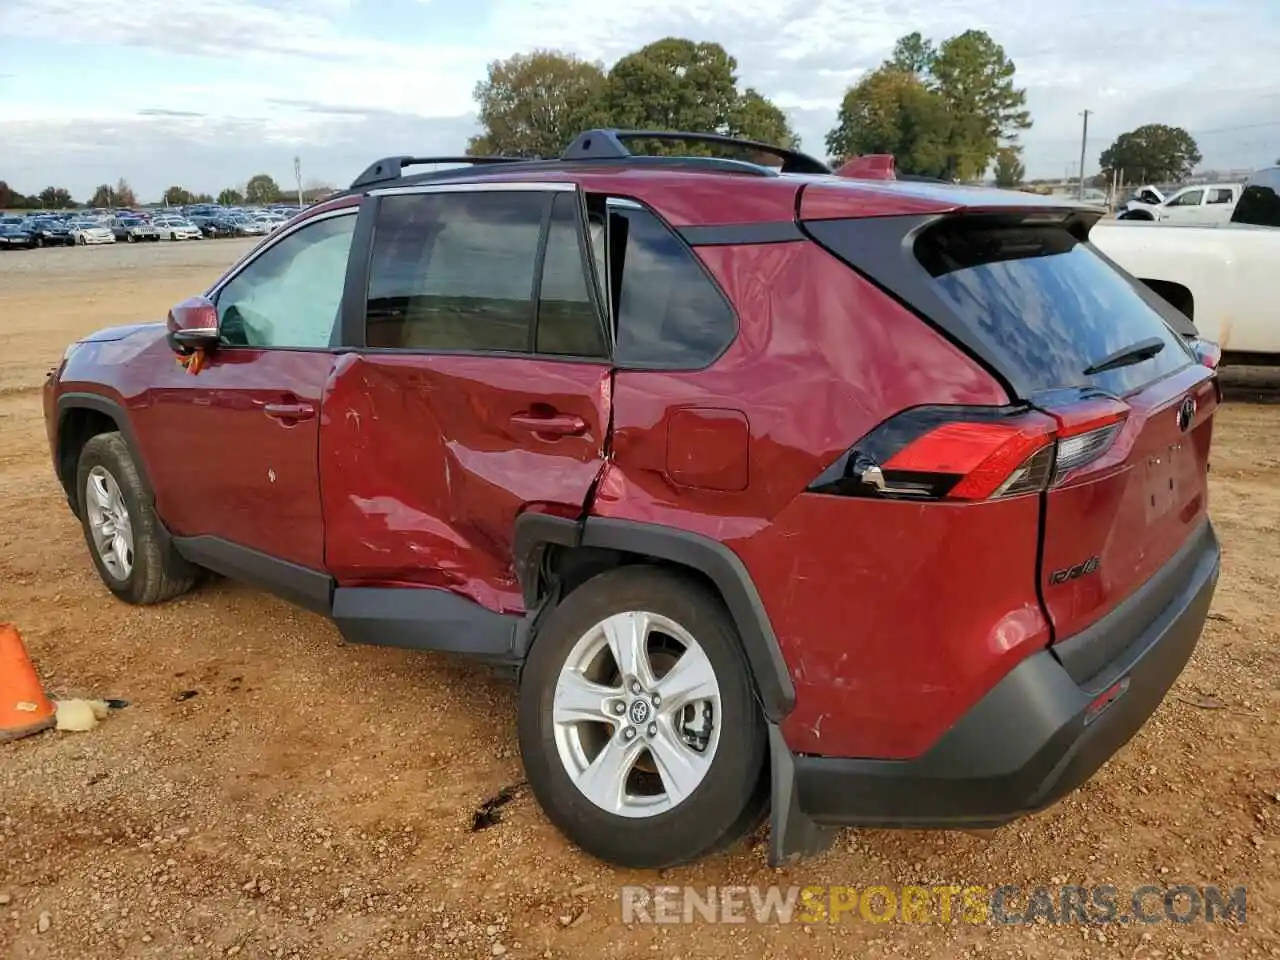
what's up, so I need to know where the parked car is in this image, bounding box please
[1119,182,1242,223]
[109,216,161,243]
[67,220,117,245]
[192,215,243,238]
[43,128,1222,870]
[153,216,204,241]
[226,213,270,236]
[1092,164,1280,362]
[0,221,38,249]
[23,218,76,247]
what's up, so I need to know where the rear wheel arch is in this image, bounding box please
[512,512,796,722]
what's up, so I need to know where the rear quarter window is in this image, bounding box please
[913,219,1194,396]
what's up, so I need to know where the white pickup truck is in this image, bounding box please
[1091,164,1280,364]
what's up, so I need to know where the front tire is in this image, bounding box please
[75,432,198,605]
[518,566,768,869]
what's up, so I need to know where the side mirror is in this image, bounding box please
[166,296,219,355]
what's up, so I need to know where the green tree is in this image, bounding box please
[825,68,951,177]
[0,181,30,209]
[993,146,1026,187]
[217,187,245,206]
[163,186,194,205]
[38,186,75,209]
[1099,124,1202,183]
[192,192,215,204]
[887,32,936,74]
[929,31,1032,180]
[467,50,608,158]
[727,88,800,150]
[88,183,115,208]
[115,178,138,208]
[603,38,796,154]
[244,174,280,205]
[604,38,739,147]
[829,31,1031,182]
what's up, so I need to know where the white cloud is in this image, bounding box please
[1,0,1278,198]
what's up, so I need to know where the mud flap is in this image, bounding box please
[768,724,836,867]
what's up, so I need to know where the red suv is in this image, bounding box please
[44,130,1222,869]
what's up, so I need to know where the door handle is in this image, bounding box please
[510,412,588,438]
[263,401,315,423]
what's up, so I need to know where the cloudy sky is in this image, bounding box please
[2,0,1278,201]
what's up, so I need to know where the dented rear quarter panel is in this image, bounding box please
[593,239,1049,758]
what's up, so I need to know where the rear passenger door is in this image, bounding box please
[319,183,612,611]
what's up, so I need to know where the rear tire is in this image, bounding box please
[518,566,768,868]
[75,432,198,605]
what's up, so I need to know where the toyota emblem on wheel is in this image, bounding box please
[1177,395,1197,432]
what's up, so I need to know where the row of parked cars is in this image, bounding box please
[0,203,305,250]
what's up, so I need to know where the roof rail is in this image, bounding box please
[350,155,529,190]
[561,129,831,175]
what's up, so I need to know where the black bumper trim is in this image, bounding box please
[785,520,1219,831]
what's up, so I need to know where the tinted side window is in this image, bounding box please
[536,193,606,358]
[1233,168,1280,227]
[366,191,544,351]
[609,206,735,368]
[1207,188,1234,204]
[215,213,356,348]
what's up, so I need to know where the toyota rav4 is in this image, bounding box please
[43,130,1222,869]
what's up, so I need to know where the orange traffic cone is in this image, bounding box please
[0,624,55,743]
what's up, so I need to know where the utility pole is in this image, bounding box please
[294,156,304,207]
[1077,109,1091,200]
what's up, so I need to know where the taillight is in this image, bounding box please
[1188,338,1221,370]
[808,400,1129,502]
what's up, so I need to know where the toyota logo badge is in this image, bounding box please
[1176,396,1197,432]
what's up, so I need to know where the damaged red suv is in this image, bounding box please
[44,130,1221,868]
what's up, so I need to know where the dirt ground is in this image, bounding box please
[1,241,1278,960]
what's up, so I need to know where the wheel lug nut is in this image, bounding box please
[651,694,661,707]
[613,702,626,715]
[630,680,642,695]
[624,727,636,740]
[648,723,657,737]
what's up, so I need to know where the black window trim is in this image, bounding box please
[350,181,613,364]
[204,205,360,354]
[588,193,742,372]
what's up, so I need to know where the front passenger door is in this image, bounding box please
[135,209,358,584]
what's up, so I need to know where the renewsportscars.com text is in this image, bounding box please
[620,884,1248,926]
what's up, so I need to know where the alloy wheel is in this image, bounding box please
[552,611,721,818]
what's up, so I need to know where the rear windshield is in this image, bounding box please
[913,220,1193,396]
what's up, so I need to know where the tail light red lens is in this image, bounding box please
[808,399,1130,503]
[1188,338,1221,370]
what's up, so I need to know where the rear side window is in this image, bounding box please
[536,193,607,358]
[914,219,1192,395]
[603,204,736,368]
[365,191,543,352]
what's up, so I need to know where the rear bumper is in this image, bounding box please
[780,519,1219,838]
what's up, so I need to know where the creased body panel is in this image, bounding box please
[320,352,611,615]
[594,240,1013,756]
